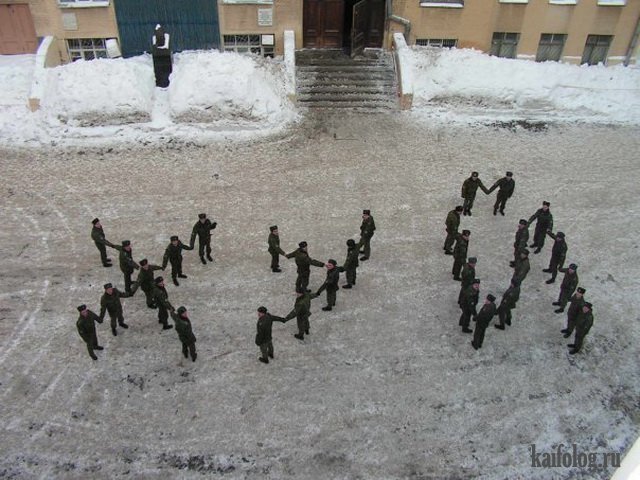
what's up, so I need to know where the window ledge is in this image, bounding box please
[499,0,528,3]
[597,0,625,5]
[548,0,577,4]
[222,0,273,4]
[59,1,110,7]
[419,1,464,7]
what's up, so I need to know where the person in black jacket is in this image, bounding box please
[255,306,287,364]
[528,201,553,254]
[162,235,194,286]
[317,259,340,311]
[90,218,115,267]
[488,171,515,215]
[76,304,104,360]
[190,213,217,265]
[543,231,567,283]
[472,294,497,350]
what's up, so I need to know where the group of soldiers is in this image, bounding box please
[255,210,376,364]
[447,172,595,355]
[77,214,219,361]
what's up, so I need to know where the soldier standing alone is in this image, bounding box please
[91,218,115,267]
[488,171,515,215]
[267,225,285,273]
[461,172,489,216]
[76,304,104,360]
[452,230,471,281]
[359,209,376,261]
[163,235,194,286]
[471,294,497,350]
[255,306,287,364]
[171,306,197,362]
[528,201,553,254]
[190,213,217,265]
[99,282,133,336]
[443,206,463,255]
[285,241,325,292]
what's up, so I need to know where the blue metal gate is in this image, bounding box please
[114,0,220,57]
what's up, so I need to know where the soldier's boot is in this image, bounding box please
[568,349,579,355]
[554,308,564,313]
[191,352,197,362]
[112,327,117,336]
[103,262,113,268]
[360,256,369,261]
[342,284,352,289]
[268,352,274,359]
[543,268,552,273]
[499,209,505,216]
[563,332,572,338]
[545,278,555,284]
[119,322,129,329]
[471,341,479,350]
[182,345,189,358]
[173,278,179,286]
[529,243,537,248]
[322,306,332,311]
[509,261,515,267]
[272,268,282,273]
[178,274,187,279]
[494,324,505,330]
[259,357,269,364]
[552,301,561,306]
[561,328,569,333]
[90,353,98,360]
[294,333,304,340]
[534,247,542,254]
[462,328,473,333]
[453,276,461,281]
[567,343,576,348]
[206,254,213,262]
[163,325,173,330]
[200,255,206,265]
[305,328,310,335]
[95,345,104,350]
[493,208,497,216]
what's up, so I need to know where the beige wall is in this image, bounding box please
[217,0,302,55]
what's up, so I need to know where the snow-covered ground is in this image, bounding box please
[0,111,639,478]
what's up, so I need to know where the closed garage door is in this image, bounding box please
[0,4,38,54]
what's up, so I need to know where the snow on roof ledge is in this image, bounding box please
[597,0,626,5]
[420,0,464,7]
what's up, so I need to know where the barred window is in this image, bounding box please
[415,38,457,48]
[536,34,566,62]
[490,32,519,59]
[223,34,275,57]
[581,35,613,65]
[67,38,108,61]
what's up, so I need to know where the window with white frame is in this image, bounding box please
[223,34,275,57]
[67,38,108,61]
[581,35,613,65]
[419,0,464,7]
[536,34,566,62]
[490,32,519,59]
[58,0,110,7]
[415,38,458,48]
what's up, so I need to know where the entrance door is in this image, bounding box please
[350,0,368,57]
[303,0,345,48]
[0,4,38,55]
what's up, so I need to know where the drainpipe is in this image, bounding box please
[386,0,412,39]
[624,13,640,66]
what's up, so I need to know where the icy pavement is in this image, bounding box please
[0,111,638,479]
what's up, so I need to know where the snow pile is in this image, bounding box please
[41,56,155,126]
[0,54,34,106]
[169,50,295,125]
[409,47,640,123]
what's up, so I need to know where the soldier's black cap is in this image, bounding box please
[471,171,479,177]
[556,232,565,238]
[328,259,337,266]
[455,206,464,212]
[521,249,530,255]
[468,257,477,264]
[139,258,148,266]
[347,239,356,246]
[296,287,305,294]
[298,241,307,248]
[519,219,528,225]
[584,302,592,309]
[170,235,179,241]
[506,171,513,177]
[91,218,100,225]
[103,283,113,289]
[472,278,480,284]
[155,276,164,284]
[363,209,371,215]
[177,306,187,315]
[577,287,586,294]
[270,225,278,232]
[198,213,206,219]
[77,304,87,312]
[257,306,267,313]
[487,294,496,302]
[122,240,131,247]
[543,201,551,207]
[462,229,471,236]
[569,263,578,270]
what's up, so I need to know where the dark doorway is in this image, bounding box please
[303,0,385,53]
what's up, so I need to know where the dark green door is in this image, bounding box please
[115,0,220,57]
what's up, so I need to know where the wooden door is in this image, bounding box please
[350,0,368,57]
[0,4,38,55]
[303,0,344,48]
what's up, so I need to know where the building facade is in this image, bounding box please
[1,0,638,66]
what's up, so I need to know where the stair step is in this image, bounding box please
[298,71,395,81]
[297,83,395,92]
[298,85,395,95]
[298,92,397,102]
[296,58,392,67]
[301,100,397,110]
[297,65,393,73]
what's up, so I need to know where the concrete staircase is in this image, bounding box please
[295,49,398,110]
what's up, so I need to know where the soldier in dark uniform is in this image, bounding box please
[458,257,477,305]
[461,172,489,216]
[162,235,194,286]
[91,218,115,267]
[444,206,463,255]
[255,306,287,364]
[190,213,217,265]
[99,282,133,336]
[108,240,139,294]
[132,258,163,308]
[171,306,197,362]
[568,302,593,355]
[340,239,359,289]
[285,241,325,292]
[317,259,339,311]
[543,231,567,283]
[284,288,319,340]
[76,304,103,360]
[152,276,174,330]
[359,209,376,260]
[471,294,497,350]
[488,171,515,215]
[267,225,285,273]
[553,263,578,313]
[495,278,520,330]
[510,219,529,268]
[459,278,480,333]
[528,201,553,254]
[561,287,586,338]
[452,229,470,281]
[512,249,530,284]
